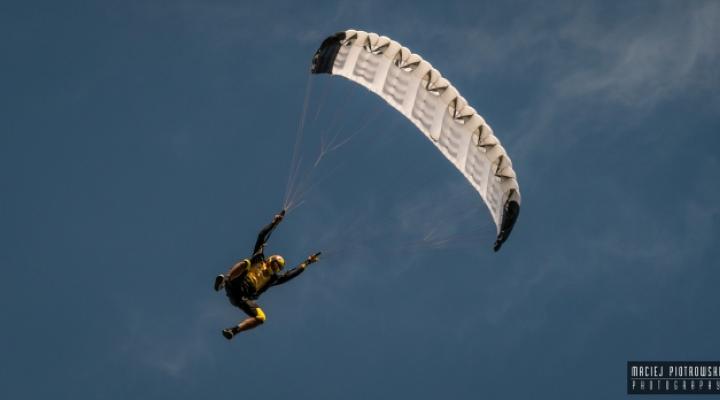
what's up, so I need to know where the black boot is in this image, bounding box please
[222,327,235,340]
[214,274,226,291]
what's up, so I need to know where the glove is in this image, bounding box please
[305,252,321,266]
[273,209,286,224]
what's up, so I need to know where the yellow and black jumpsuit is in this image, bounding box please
[224,219,306,323]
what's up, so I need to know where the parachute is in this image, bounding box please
[311,30,521,251]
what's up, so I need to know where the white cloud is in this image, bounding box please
[552,1,720,107]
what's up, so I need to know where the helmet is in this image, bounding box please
[268,255,285,271]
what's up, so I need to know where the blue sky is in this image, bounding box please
[1,1,719,399]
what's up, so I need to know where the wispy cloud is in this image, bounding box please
[115,299,222,378]
[552,1,720,107]
[346,1,720,159]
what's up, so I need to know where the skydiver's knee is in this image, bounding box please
[255,307,266,323]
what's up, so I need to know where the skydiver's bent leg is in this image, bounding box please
[223,297,266,340]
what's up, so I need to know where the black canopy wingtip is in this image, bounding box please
[311,31,347,74]
[493,240,503,252]
[493,200,520,253]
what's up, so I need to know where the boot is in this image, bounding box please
[213,274,226,291]
[222,327,235,340]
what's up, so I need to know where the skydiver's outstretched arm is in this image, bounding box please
[272,252,321,286]
[253,209,286,257]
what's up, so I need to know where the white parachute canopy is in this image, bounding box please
[311,30,521,251]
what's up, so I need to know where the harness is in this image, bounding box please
[244,259,275,293]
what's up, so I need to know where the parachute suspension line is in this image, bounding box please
[284,77,345,213]
[285,76,350,211]
[398,206,494,251]
[285,161,345,213]
[285,199,305,214]
[400,227,492,251]
[413,236,489,251]
[284,76,313,209]
[314,102,387,167]
[284,75,315,211]
[310,77,332,127]
[289,104,398,213]
[388,178,492,252]
[287,86,387,211]
[315,82,353,165]
[315,114,347,167]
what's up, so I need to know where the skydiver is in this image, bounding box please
[213,209,321,340]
